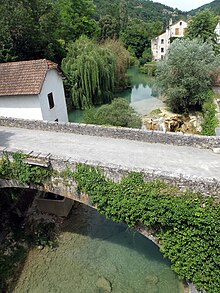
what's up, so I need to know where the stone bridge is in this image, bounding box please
[0,117,220,199]
[0,117,218,293]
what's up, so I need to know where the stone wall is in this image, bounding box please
[0,117,219,149]
[0,147,219,199]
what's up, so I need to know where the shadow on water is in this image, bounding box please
[9,193,182,293]
[0,130,14,148]
[0,188,36,293]
[62,202,170,265]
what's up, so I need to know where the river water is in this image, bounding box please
[14,203,185,293]
[68,67,164,123]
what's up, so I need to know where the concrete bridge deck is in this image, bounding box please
[0,125,219,183]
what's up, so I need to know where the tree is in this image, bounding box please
[156,38,220,113]
[187,9,218,45]
[120,19,162,59]
[0,0,63,62]
[62,36,116,109]
[83,98,142,128]
[56,0,98,43]
[102,39,130,88]
[119,0,128,33]
[98,15,119,41]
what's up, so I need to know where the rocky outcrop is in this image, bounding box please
[143,109,203,134]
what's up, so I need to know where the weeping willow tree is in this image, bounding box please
[62,36,116,109]
[102,39,131,89]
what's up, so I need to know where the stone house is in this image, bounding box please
[151,19,188,61]
[0,59,68,122]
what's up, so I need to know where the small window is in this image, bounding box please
[161,39,164,44]
[180,21,182,26]
[175,28,180,35]
[48,92,54,109]
[161,48,164,53]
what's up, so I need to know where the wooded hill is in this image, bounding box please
[190,0,220,15]
[93,0,187,24]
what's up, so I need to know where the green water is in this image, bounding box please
[14,204,184,293]
[68,67,164,123]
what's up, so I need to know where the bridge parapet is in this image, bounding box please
[0,117,219,149]
[0,146,219,199]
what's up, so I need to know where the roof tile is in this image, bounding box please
[0,59,60,96]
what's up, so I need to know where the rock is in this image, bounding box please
[213,148,220,154]
[145,275,159,284]
[96,276,112,293]
[37,245,44,250]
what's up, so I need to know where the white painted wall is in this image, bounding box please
[215,21,220,44]
[0,95,43,120]
[39,69,68,122]
[151,20,188,61]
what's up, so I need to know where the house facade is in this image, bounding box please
[0,59,68,122]
[215,21,220,44]
[151,20,188,61]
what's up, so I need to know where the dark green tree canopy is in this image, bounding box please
[98,15,119,41]
[56,0,98,43]
[0,0,62,62]
[156,38,220,113]
[187,9,218,43]
[120,19,162,58]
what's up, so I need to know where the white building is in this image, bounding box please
[215,21,220,44]
[0,59,68,122]
[151,20,188,61]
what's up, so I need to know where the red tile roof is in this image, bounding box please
[0,59,61,96]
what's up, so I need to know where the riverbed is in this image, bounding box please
[14,203,185,293]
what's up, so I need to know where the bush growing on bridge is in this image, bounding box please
[73,163,220,293]
[0,153,52,185]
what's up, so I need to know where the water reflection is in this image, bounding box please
[68,67,163,123]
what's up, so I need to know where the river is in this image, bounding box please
[68,67,164,123]
[14,203,185,293]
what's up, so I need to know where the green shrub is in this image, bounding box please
[83,98,142,129]
[201,92,218,135]
[140,62,157,76]
[0,153,52,185]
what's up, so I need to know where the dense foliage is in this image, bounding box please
[102,39,131,88]
[187,9,219,52]
[191,0,220,15]
[0,153,52,185]
[201,91,219,136]
[83,98,142,128]
[0,0,98,63]
[73,163,220,293]
[121,19,162,59]
[156,38,220,113]
[93,0,186,24]
[62,36,117,109]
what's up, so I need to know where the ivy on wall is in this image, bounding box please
[0,153,52,185]
[73,164,220,293]
[0,154,219,292]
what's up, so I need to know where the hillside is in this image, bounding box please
[190,0,220,15]
[93,0,187,23]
